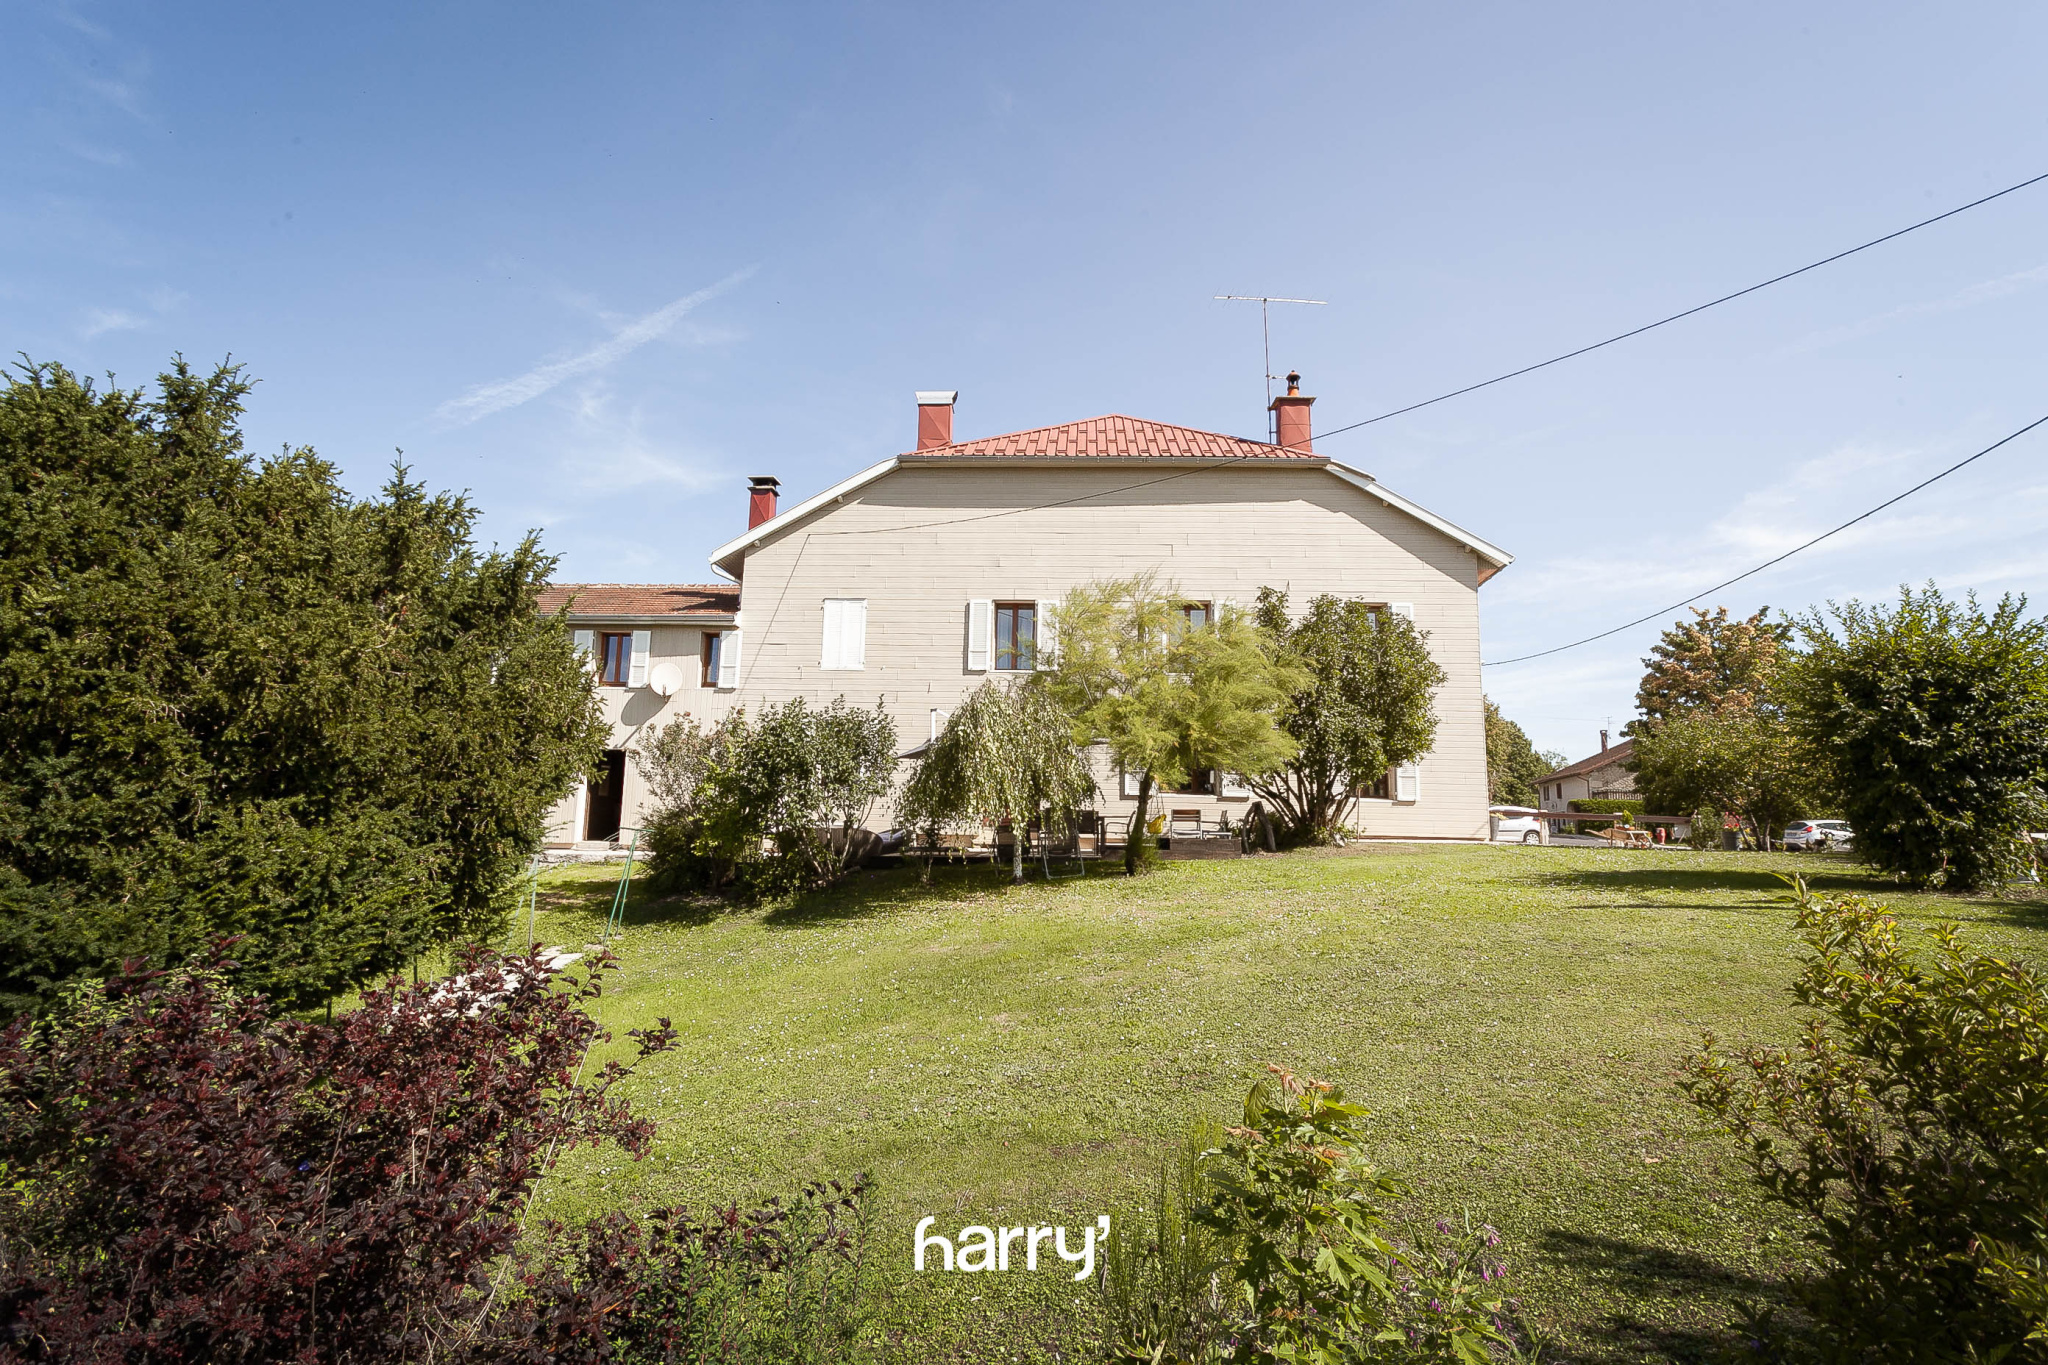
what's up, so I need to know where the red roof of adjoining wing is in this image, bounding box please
[908,414,1316,461]
[536,583,739,618]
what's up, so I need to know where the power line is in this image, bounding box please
[1309,168,2048,445]
[738,171,2048,548]
[1481,411,2048,668]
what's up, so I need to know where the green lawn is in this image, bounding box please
[510,844,2048,1362]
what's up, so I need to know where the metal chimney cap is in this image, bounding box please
[915,390,959,406]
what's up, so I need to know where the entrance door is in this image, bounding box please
[584,749,627,842]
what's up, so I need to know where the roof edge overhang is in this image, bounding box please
[706,450,1514,586]
[896,453,1330,468]
[709,457,901,578]
[560,612,737,626]
[1323,460,1514,585]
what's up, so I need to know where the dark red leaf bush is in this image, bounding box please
[0,944,680,1363]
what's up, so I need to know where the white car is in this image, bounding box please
[1784,819,1853,851]
[1489,807,1545,844]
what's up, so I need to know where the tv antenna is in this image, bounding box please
[1215,294,1326,440]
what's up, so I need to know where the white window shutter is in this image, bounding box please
[718,630,741,688]
[822,599,869,670]
[1396,761,1421,802]
[628,630,651,687]
[1034,600,1056,669]
[821,601,843,669]
[930,708,949,741]
[1121,768,1142,798]
[966,599,992,671]
[846,600,866,668]
[573,629,594,663]
[1389,603,1415,622]
[1221,771,1251,797]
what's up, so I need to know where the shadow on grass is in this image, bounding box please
[763,858,1093,928]
[1538,1229,1786,1363]
[533,872,727,935]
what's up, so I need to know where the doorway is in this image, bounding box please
[584,749,627,842]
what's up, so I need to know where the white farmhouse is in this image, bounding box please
[540,381,1512,848]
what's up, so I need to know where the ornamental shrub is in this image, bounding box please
[1783,585,2048,890]
[0,946,878,1364]
[1100,1066,1535,1364]
[1680,878,2048,1361]
[633,698,896,898]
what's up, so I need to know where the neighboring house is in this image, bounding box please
[541,380,1514,847]
[1535,735,1638,812]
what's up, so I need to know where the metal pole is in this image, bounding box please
[604,828,641,946]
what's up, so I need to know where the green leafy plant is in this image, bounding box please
[1680,877,2048,1361]
[1102,1067,1529,1364]
[1630,702,1820,853]
[633,698,897,898]
[896,679,1097,883]
[1248,592,1444,846]
[1042,574,1301,874]
[1782,585,2048,890]
[1483,701,1555,809]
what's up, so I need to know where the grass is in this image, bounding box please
[507,844,2048,1362]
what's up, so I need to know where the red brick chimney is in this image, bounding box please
[1268,371,1313,452]
[916,390,957,450]
[747,475,780,529]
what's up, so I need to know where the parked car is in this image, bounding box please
[1489,807,1545,844]
[1784,819,1854,851]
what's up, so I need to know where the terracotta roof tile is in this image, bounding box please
[908,414,1316,461]
[536,583,739,619]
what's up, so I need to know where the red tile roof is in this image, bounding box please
[1538,739,1636,784]
[908,414,1318,460]
[536,583,739,619]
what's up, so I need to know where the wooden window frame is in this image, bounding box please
[597,631,632,687]
[701,631,723,689]
[993,601,1036,672]
[1180,601,1213,632]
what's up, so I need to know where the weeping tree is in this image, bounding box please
[1248,590,1445,845]
[897,680,1097,883]
[1042,574,1301,875]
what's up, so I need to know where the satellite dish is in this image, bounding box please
[647,661,686,697]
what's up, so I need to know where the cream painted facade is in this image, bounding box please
[544,444,1512,847]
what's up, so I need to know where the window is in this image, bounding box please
[994,602,1035,671]
[597,632,632,686]
[1355,770,1394,800]
[1164,769,1216,796]
[821,598,867,670]
[1180,601,1212,631]
[701,631,723,688]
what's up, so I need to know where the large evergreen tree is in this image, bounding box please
[0,359,605,1015]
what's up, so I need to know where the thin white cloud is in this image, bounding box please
[557,381,722,491]
[1778,263,2048,356]
[80,306,146,338]
[435,268,755,427]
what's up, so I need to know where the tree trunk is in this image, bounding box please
[1125,772,1153,876]
[1012,818,1026,884]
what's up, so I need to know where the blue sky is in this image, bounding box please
[8,0,2046,760]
